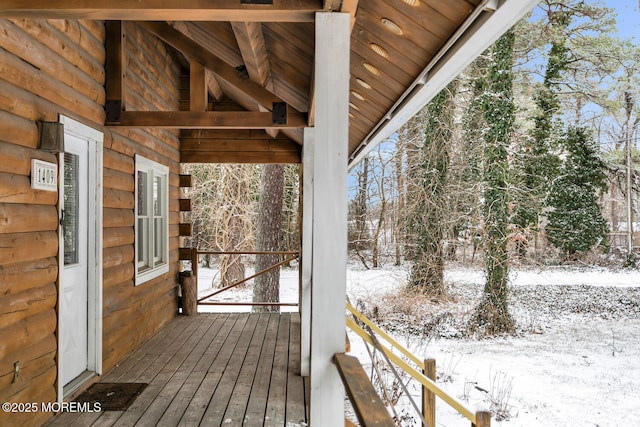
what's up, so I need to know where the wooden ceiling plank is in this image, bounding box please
[176,22,244,68]
[356,2,440,57]
[114,111,307,129]
[0,0,322,21]
[139,21,301,116]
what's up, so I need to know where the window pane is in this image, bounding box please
[154,175,162,216]
[135,155,169,284]
[63,152,79,265]
[137,217,149,271]
[154,217,164,265]
[137,171,148,216]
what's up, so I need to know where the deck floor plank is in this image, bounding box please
[155,313,234,427]
[135,314,226,426]
[101,315,191,383]
[88,410,123,427]
[241,314,281,426]
[177,314,251,426]
[221,313,271,426]
[264,314,291,427]
[199,313,263,425]
[285,314,306,425]
[45,313,307,427]
[113,314,219,426]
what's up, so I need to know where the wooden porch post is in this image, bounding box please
[300,127,314,377]
[309,12,350,427]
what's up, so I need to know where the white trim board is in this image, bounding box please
[57,115,103,401]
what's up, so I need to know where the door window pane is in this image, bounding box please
[63,152,79,265]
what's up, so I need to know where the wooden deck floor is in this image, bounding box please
[46,313,307,427]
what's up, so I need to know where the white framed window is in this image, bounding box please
[135,155,169,285]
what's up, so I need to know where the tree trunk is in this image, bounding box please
[408,81,456,295]
[253,164,285,312]
[394,142,404,266]
[219,165,247,288]
[473,30,516,336]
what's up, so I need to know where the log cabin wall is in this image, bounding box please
[0,19,181,426]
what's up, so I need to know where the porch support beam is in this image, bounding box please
[139,21,301,116]
[300,128,314,376]
[109,111,307,129]
[104,21,124,122]
[189,59,207,112]
[309,12,350,427]
[0,0,322,21]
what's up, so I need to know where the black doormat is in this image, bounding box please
[75,383,148,411]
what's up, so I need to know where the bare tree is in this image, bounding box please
[253,164,285,312]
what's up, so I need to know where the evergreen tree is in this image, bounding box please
[512,8,569,255]
[547,126,609,256]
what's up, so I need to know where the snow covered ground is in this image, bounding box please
[196,264,640,426]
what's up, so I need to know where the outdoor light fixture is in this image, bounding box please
[363,62,381,76]
[351,91,365,101]
[381,18,403,35]
[356,78,372,89]
[370,43,389,58]
[38,121,64,153]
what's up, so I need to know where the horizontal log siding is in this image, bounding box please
[0,19,181,426]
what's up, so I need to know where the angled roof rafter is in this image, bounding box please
[140,22,301,115]
[231,21,280,138]
[104,20,307,130]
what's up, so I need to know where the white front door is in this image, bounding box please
[60,134,89,386]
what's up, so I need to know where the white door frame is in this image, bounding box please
[57,115,103,401]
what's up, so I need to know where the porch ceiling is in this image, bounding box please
[0,0,539,166]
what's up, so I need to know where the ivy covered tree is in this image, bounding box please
[547,126,609,257]
[512,6,569,257]
[472,29,516,335]
[408,80,457,294]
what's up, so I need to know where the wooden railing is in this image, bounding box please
[334,353,396,427]
[186,248,300,308]
[346,302,491,427]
